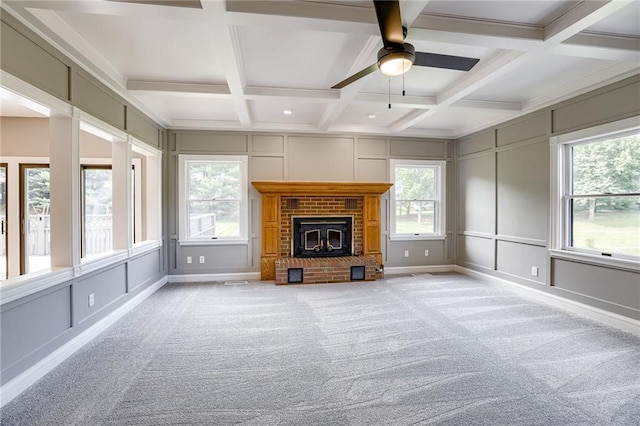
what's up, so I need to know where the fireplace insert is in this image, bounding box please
[292,216,353,257]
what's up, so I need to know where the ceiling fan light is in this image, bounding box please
[377,44,415,76]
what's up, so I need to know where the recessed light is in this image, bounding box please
[283,109,293,115]
[367,112,378,119]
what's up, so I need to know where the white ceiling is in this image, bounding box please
[2,0,639,138]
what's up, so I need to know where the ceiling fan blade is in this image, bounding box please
[332,63,379,89]
[414,52,480,71]
[107,0,202,8]
[373,0,404,48]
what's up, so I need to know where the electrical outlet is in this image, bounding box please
[531,266,539,277]
[88,293,95,307]
[424,250,429,256]
[404,250,409,257]
[199,256,205,264]
[186,256,192,264]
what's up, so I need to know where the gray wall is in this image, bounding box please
[456,74,640,320]
[167,132,454,275]
[0,9,167,385]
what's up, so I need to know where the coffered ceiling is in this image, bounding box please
[2,0,639,138]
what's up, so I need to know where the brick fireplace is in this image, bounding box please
[252,181,392,282]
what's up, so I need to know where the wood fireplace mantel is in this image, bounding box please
[252,181,393,196]
[252,181,392,280]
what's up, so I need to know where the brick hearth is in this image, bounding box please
[275,256,378,285]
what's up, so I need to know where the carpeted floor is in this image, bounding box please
[2,273,639,425]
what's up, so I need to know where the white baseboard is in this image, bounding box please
[0,276,168,408]
[384,265,455,275]
[454,265,640,335]
[168,272,261,283]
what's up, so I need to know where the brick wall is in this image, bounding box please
[280,196,363,257]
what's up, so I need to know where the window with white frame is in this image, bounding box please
[551,117,639,261]
[390,159,446,239]
[178,155,248,243]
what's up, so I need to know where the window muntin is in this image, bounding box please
[390,159,446,239]
[560,126,639,259]
[179,155,248,242]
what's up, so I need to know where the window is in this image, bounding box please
[81,165,112,257]
[132,140,162,245]
[20,164,50,274]
[390,159,446,239]
[179,155,248,243]
[551,117,639,262]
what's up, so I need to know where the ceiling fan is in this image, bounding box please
[331,0,480,89]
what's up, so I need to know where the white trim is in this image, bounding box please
[79,250,129,276]
[131,136,162,157]
[0,268,74,306]
[389,159,447,239]
[130,240,162,257]
[178,154,249,243]
[549,115,640,263]
[0,276,168,407]
[389,235,447,242]
[177,239,249,246]
[554,116,640,144]
[0,70,71,116]
[384,265,455,275]
[549,249,640,272]
[454,266,640,335]
[168,272,261,283]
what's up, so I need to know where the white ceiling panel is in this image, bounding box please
[424,0,581,26]
[3,0,637,138]
[585,1,640,37]
[134,95,238,122]
[239,25,371,90]
[335,103,412,128]
[412,106,513,133]
[249,99,327,125]
[470,54,620,104]
[51,10,225,83]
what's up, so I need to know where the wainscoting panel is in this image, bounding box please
[128,249,162,291]
[0,285,72,378]
[496,141,549,241]
[457,234,494,269]
[496,240,546,284]
[551,258,640,319]
[75,264,128,325]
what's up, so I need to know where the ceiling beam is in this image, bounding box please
[390,49,526,132]
[126,80,521,113]
[452,99,521,112]
[127,80,231,97]
[318,35,381,131]
[5,0,203,20]
[556,33,640,61]
[543,0,634,44]
[200,1,251,127]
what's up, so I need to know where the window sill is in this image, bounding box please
[178,239,249,246]
[1,267,74,306]
[80,250,129,275]
[390,235,446,241]
[549,249,639,273]
[131,240,162,257]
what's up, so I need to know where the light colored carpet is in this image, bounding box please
[2,273,639,425]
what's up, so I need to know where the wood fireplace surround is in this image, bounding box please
[252,181,392,280]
